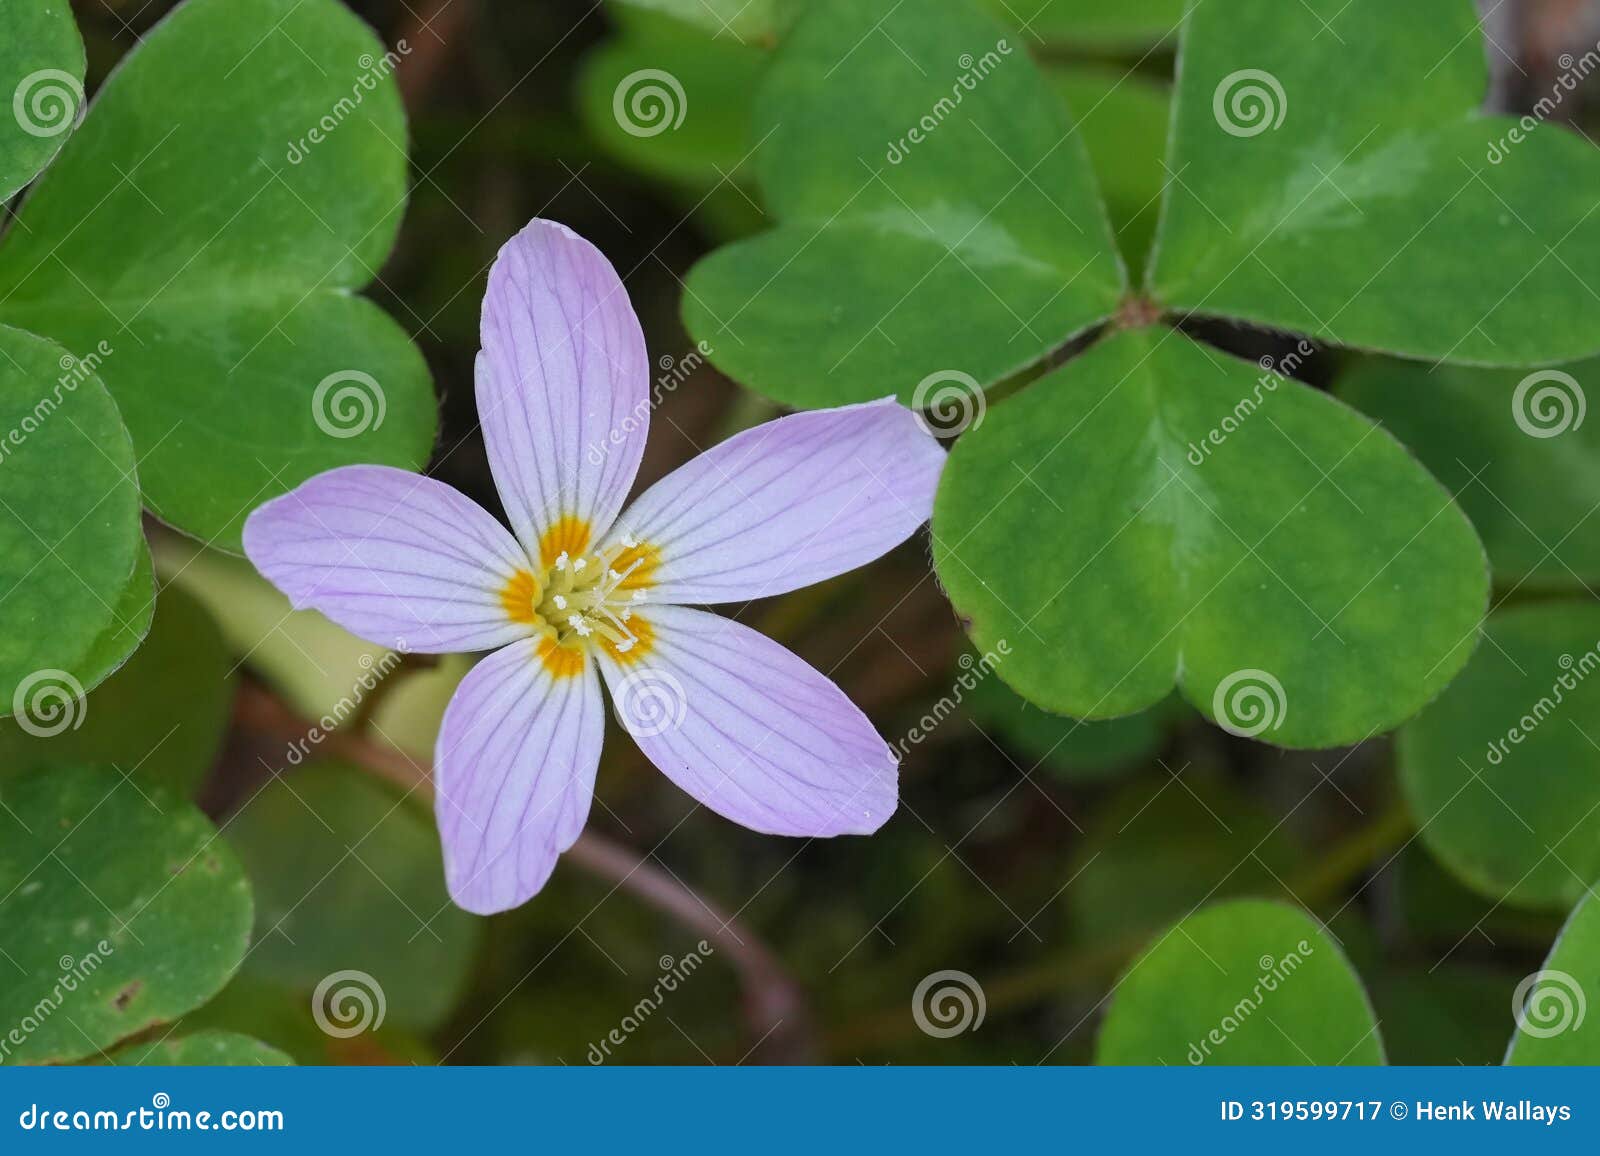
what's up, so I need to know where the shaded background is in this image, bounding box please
[32,0,1600,1064]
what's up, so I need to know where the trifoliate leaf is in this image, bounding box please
[933,327,1487,748]
[1148,0,1600,365]
[683,0,1124,409]
[0,0,435,551]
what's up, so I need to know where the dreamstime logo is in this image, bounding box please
[0,340,113,469]
[12,669,86,738]
[911,969,986,1038]
[285,647,408,766]
[912,370,984,437]
[612,669,687,738]
[1483,642,1600,766]
[1212,69,1287,138]
[586,340,713,465]
[1,940,114,1061]
[1188,940,1314,1063]
[891,641,1010,761]
[1513,969,1587,1039]
[1513,370,1585,439]
[612,69,686,138]
[1187,340,1314,465]
[312,370,386,438]
[1488,38,1600,163]
[285,40,411,164]
[13,69,83,138]
[1211,669,1287,738]
[586,940,714,1063]
[885,40,1013,164]
[310,969,386,1038]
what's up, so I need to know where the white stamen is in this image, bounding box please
[572,557,587,572]
[553,594,567,610]
[554,551,569,571]
[615,639,634,653]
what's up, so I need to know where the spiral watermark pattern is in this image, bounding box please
[12,669,86,738]
[612,69,687,138]
[310,969,387,1038]
[1213,69,1288,138]
[1513,370,1585,439]
[13,69,83,139]
[912,969,986,1038]
[312,370,386,439]
[1512,969,1587,1039]
[911,369,985,437]
[1211,668,1287,738]
[612,669,688,738]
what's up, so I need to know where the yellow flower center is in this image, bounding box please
[500,516,660,677]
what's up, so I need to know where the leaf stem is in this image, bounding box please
[231,680,819,1063]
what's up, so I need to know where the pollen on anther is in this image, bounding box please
[553,594,567,610]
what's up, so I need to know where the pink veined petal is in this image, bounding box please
[605,399,945,604]
[477,218,649,555]
[435,639,605,914]
[596,605,897,837]
[242,465,532,654]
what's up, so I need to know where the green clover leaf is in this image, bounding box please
[1506,892,1600,1064]
[0,0,83,201]
[934,329,1487,748]
[1149,0,1600,364]
[1399,602,1600,911]
[1096,900,1384,1065]
[1340,357,1600,589]
[0,0,435,552]
[682,0,1125,408]
[0,765,253,1065]
[0,326,148,713]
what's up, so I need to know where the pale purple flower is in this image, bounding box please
[243,219,946,914]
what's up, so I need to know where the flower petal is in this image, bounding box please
[607,400,944,604]
[435,639,604,914]
[596,605,896,837]
[243,465,532,653]
[478,218,649,557]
